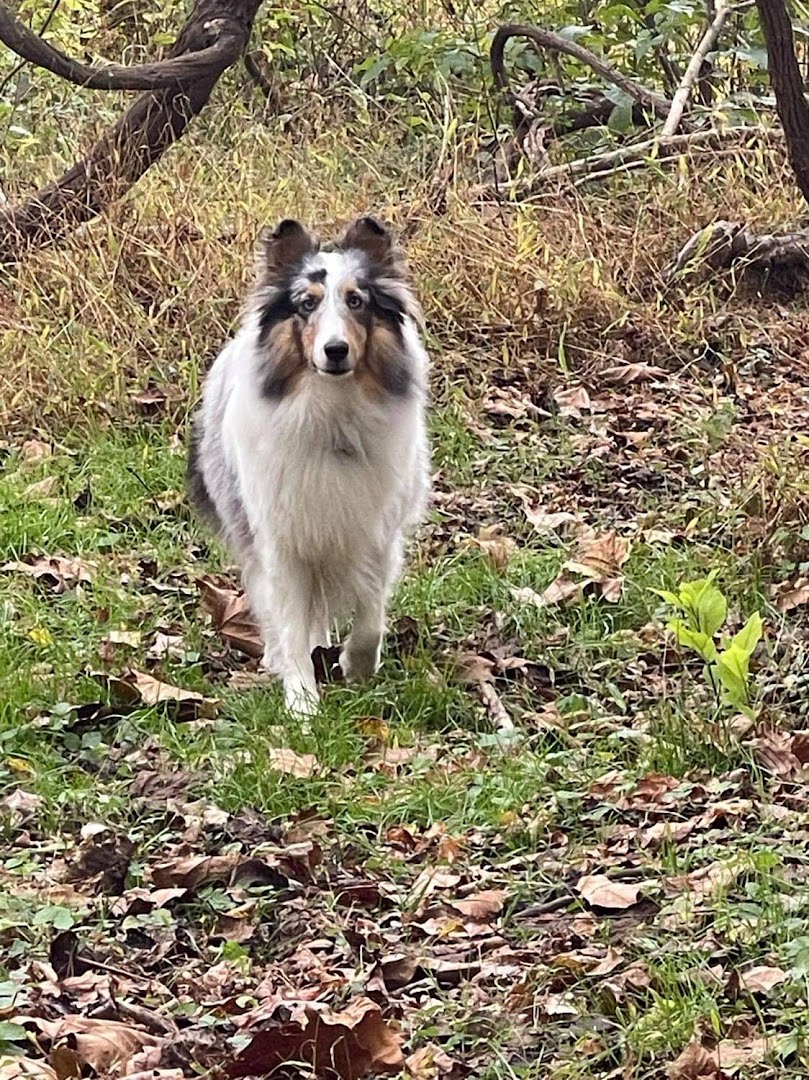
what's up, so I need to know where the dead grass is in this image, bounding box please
[2,109,808,437]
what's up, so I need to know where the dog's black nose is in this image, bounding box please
[323,340,350,373]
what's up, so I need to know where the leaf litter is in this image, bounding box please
[4,307,809,1079]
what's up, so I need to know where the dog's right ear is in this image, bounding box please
[259,219,316,281]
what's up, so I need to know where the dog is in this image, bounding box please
[187,216,430,715]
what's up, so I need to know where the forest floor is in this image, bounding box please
[1,107,809,1080]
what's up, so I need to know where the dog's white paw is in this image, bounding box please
[339,643,381,683]
[284,677,320,717]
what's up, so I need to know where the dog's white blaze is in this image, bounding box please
[303,250,365,373]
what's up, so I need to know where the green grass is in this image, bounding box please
[2,402,808,1076]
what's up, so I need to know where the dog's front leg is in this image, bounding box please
[276,567,320,717]
[341,549,399,682]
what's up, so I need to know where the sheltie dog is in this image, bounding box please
[187,216,430,714]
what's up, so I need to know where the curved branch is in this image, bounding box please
[490,23,672,121]
[0,0,263,263]
[0,0,246,90]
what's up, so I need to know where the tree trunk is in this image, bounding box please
[755,0,809,207]
[0,0,263,263]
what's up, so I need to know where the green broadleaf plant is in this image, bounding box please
[656,572,763,716]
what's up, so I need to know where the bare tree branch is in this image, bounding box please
[0,0,263,263]
[490,23,673,122]
[661,0,735,135]
[0,0,250,90]
[509,125,779,191]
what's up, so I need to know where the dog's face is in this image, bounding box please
[254,217,419,398]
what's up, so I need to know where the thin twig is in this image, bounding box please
[661,0,735,135]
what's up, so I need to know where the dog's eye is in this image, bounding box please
[346,293,363,310]
[300,296,318,314]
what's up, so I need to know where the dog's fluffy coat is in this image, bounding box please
[187,216,430,713]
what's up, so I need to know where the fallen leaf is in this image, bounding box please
[577,874,646,910]
[601,361,669,384]
[736,965,788,995]
[198,576,262,657]
[511,578,580,608]
[151,853,286,891]
[104,629,142,648]
[716,1036,777,1070]
[20,438,52,463]
[13,1016,160,1076]
[476,681,515,733]
[2,789,43,815]
[23,476,58,499]
[0,1058,58,1079]
[565,529,631,585]
[667,1040,719,1079]
[90,670,219,722]
[772,576,809,612]
[466,524,517,571]
[266,747,319,777]
[2,556,95,593]
[750,728,809,780]
[553,385,592,417]
[446,889,507,921]
[227,997,403,1078]
[405,1043,461,1078]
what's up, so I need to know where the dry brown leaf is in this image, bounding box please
[151,853,239,889]
[405,1043,461,1078]
[92,670,219,722]
[466,524,516,571]
[566,529,631,582]
[553,385,592,417]
[2,789,43,815]
[105,630,142,648]
[476,681,515,733]
[736,965,788,995]
[511,577,581,608]
[20,438,53,463]
[666,1040,719,1079]
[521,505,578,536]
[198,576,262,657]
[453,653,495,684]
[0,1060,58,1080]
[23,476,58,499]
[577,874,645,910]
[601,361,669,385]
[447,889,507,921]
[266,747,319,777]
[14,1016,160,1077]
[772,576,809,612]
[227,997,403,1078]
[750,728,809,780]
[2,555,95,593]
[716,1037,776,1070]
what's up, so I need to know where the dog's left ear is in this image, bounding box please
[341,216,396,270]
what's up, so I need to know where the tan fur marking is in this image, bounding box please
[355,322,409,402]
[265,319,306,395]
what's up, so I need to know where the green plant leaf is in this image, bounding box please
[668,618,718,662]
[731,611,763,657]
[678,578,726,636]
[653,588,685,608]
[715,643,750,705]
